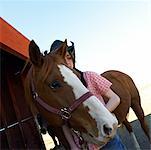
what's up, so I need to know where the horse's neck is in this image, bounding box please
[73,68,87,87]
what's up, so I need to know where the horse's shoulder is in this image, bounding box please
[101,70,133,87]
[101,70,122,78]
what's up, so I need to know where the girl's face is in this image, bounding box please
[65,51,74,69]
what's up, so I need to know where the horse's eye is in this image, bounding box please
[49,81,61,89]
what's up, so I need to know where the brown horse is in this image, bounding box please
[101,70,150,148]
[24,40,118,149]
[24,40,150,149]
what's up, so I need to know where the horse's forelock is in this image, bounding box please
[40,56,54,82]
[31,55,55,83]
[24,56,55,114]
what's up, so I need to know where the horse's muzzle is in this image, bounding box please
[102,122,118,138]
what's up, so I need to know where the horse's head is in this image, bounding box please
[25,39,118,146]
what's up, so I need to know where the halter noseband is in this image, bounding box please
[31,80,93,121]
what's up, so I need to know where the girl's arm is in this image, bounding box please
[104,89,120,112]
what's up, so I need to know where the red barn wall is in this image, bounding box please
[0,17,45,149]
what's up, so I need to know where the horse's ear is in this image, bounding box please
[55,39,67,58]
[29,40,43,67]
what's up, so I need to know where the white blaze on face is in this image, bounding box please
[58,65,89,98]
[58,65,118,139]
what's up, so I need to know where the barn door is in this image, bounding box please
[0,51,46,149]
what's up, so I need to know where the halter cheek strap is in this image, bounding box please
[31,80,93,121]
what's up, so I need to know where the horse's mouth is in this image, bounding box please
[81,132,112,147]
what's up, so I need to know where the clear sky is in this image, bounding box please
[1,0,151,120]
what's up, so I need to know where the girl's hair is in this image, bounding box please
[50,40,75,64]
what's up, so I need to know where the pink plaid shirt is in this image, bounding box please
[73,71,112,150]
[83,71,112,105]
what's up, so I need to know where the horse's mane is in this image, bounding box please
[23,55,55,116]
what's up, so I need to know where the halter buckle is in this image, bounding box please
[60,108,71,120]
[32,92,38,99]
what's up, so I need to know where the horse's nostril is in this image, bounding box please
[103,124,112,136]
